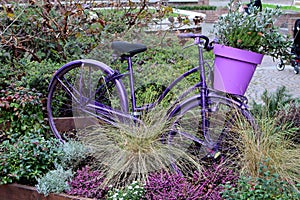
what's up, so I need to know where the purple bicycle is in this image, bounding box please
[47,33,256,162]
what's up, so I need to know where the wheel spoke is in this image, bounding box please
[169,96,256,166]
[47,60,128,141]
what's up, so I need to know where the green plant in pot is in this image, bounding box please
[212,0,292,95]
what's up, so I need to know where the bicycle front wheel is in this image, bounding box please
[168,95,256,165]
[47,59,128,141]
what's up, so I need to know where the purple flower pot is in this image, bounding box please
[213,44,264,95]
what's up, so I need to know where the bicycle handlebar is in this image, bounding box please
[177,33,214,51]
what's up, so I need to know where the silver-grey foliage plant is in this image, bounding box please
[36,165,73,196]
[58,140,91,169]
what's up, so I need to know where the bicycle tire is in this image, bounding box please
[47,59,128,141]
[294,64,299,74]
[168,94,256,166]
[276,59,285,71]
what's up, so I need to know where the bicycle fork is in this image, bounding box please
[197,42,220,159]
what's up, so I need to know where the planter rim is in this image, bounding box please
[0,183,93,200]
[213,44,264,65]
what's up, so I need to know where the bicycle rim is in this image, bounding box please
[47,60,128,141]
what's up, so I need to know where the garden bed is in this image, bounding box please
[0,184,92,200]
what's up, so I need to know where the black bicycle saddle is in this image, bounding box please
[111,41,147,57]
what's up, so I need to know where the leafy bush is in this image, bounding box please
[0,1,103,62]
[251,87,300,144]
[36,165,73,196]
[0,133,62,185]
[275,100,300,144]
[0,1,170,63]
[17,60,61,95]
[0,86,48,142]
[107,181,145,200]
[0,59,61,96]
[251,86,293,119]
[221,161,300,199]
[66,166,108,199]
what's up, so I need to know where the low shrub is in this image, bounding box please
[251,86,293,119]
[221,161,300,199]
[0,133,62,185]
[275,100,300,144]
[0,59,62,96]
[144,162,238,200]
[66,166,108,199]
[0,86,48,142]
[192,161,239,199]
[145,170,203,199]
[57,140,92,170]
[36,165,73,196]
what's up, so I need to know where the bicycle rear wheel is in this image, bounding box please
[47,59,128,141]
[168,95,256,166]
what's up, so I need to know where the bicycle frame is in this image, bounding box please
[99,37,210,118]
[48,34,256,159]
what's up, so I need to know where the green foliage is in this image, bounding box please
[0,133,62,185]
[0,86,48,142]
[89,30,213,108]
[221,161,300,199]
[17,60,61,95]
[107,181,145,200]
[0,1,171,63]
[0,59,61,96]
[35,141,93,197]
[263,4,300,12]
[0,1,100,62]
[36,165,73,196]
[275,100,300,144]
[214,0,292,60]
[251,86,294,119]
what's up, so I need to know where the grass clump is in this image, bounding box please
[77,106,202,188]
[237,88,300,185]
